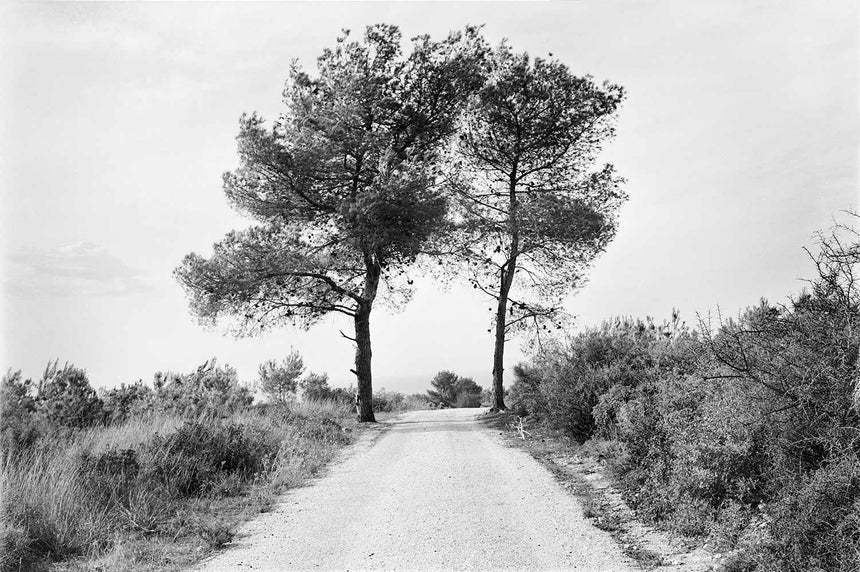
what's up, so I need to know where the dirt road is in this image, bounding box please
[196,408,636,571]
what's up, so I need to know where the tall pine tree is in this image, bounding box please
[176,25,486,421]
[450,46,627,411]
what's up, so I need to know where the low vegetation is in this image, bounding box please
[426,370,484,408]
[371,388,431,413]
[254,354,430,414]
[508,218,860,572]
[0,360,354,572]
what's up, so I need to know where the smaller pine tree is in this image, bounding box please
[258,350,304,404]
[427,370,483,408]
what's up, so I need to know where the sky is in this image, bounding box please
[2,1,858,394]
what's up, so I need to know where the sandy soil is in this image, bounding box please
[194,408,637,571]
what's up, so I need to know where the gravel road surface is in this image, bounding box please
[196,408,636,571]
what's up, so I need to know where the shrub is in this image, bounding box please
[1,400,354,570]
[328,386,355,405]
[402,393,432,410]
[2,358,256,459]
[455,392,481,408]
[2,362,107,454]
[258,351,304,404]
[79,448,141,510]
[372,388,404,412]
[0,522,38,572]
[512,217,860,570]
[755,453,860,571]
[35,361,103,429]
[299,372,333,401]
[0,442,112,566]
[143,421,273,497]
[152,359,253,418]
[427,370,458,407]
[511,312,696,441]
[426,371,484,408]
[297,372,354,407]
[0,370,42,453]
[370,389,432,412]
[100,381,154,425]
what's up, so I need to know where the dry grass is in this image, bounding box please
[0,399,355,572]
[1,445,110,566]
[76,415,184,454]
[284,397,353,419]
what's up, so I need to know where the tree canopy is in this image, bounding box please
[448,45,627,410]
[175,25,487,421]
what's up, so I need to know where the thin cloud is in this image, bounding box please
[4,242,152,297]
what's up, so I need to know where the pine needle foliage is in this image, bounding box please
[175,25,488,421]
[448,45,627,410]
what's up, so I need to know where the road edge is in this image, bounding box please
[478,411,717,572]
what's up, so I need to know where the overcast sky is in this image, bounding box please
[2,1,857,394]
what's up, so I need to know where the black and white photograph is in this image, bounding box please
[1,2,858,571]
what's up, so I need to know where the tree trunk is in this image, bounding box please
[490,169,520,413]
[353,303,376,422]
[490,283,509,412]
[353,252,381,423]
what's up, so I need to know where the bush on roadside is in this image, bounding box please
[36,361,104,429]
[258,350,304,404]
[152,358,253,418]
[455,392,481,408]
[1,363,105,455]
[426,371,484,408]
[402,393,432,410]
[511,217,860,570]
[298,372,354,407]
[0,370,42,453]
[0,399,353,572]
[372,388,405,412]
[143,422,273,497]
[2,357,259,461]
[371,389,432,412]
[510,312,696,442]
[100,381,155,425]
